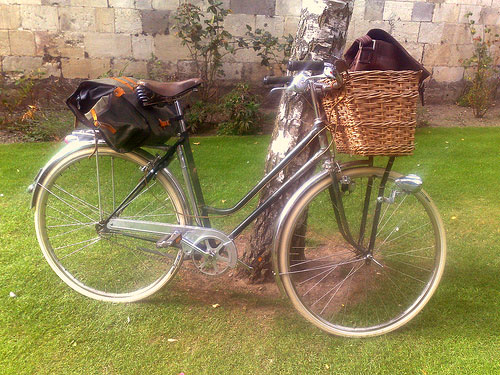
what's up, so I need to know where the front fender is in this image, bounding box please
[271,170,330,295]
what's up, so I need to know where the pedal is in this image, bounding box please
[156,231,182,248]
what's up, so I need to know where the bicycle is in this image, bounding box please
[29,61,446,338]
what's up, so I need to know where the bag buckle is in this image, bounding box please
[358,40,376,64]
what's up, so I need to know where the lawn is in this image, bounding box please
[1,127,500,374]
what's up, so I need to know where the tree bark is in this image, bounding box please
[241,0,355,283]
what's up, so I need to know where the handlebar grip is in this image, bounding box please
[263,76,294,86]
[287,60,325,72]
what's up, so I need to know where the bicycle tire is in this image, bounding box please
[277,167,446,337]
[34,145,188,302]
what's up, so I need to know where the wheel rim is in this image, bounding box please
[35,147,186,302]
[279,169,446,337]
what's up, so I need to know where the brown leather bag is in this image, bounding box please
[344,29,430,103]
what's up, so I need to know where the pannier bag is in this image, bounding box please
[66,77,178,153]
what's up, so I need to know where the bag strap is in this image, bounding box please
[355,35,376,65]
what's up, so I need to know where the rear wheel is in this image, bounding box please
[277,167,446,337]
[34,145,187,302]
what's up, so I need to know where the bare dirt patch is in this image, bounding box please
[421,102,500,127]
[164,234,282,315]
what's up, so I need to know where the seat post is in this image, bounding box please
[174,100,187,132]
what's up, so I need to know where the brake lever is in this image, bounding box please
[270,87,288,94]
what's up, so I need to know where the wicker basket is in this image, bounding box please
[322,70,421,156]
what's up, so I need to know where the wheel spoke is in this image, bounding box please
[279,170,445,337]
[35,148,186,302]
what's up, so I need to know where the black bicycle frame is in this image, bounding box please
[103,95,391,254]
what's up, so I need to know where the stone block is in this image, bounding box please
[442,23,471,44]
[2,56,43,73]
[176,59,197,78]
[89,58,113,78]
[347,19,390,44]
[432,4,460,23]
[284,16,300,36]
[112,58,148,77]
[132,34,153,60]
[70,0,108,6]
[61,57,111,78]
[256,15,285,35]
[0,0,41,4]
[147,59,177,79]
[141,9,170,35]
[9,30,36,55]
[448,43,474,66]
[423,43,473,66]
[220,62,243,80]
[96,8,115,33]
[0,31,10,55]
[153,34,190,61]
[432,66,464,83]
[151,0,178,11]
[412,2,434,22]
[0,5,21,29]
[85,33,132,58]
[115,9,142,33]
[392,21,420,43]
[423,44,449,66]
[42,0,71,6]
[224,14,256,36]
[418,22,444,44]
[383,1,413,21]
[109,0,135,8]
[459,5,482,24]
[404,42,424,62]
[135,0,152,9]
[59,7,96,32]
[364,0,384,21]
[480,6,500,26]
[241,61,274,82]
[275,0,301,17]
[41,60,61,77]
[230,0,275,16]
[36,31,85,58]
[20,5,59,31]
[230,47,262,64]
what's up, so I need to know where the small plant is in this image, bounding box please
[460,12,499,118]
[174,0,235,100]
[241,26,294,74]
[147,54,177,82]
[173,0,293,100]
[0,70,45,128]
[217,83,261,135]
[185,100,220,133]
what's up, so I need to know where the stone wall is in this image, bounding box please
[0,0,499,98]
[0,0,302,82]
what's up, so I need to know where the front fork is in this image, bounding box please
[328,157,395,256]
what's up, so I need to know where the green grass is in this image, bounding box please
[1,128,500,374]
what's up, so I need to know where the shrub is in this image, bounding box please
[460,13,499,118]
[217,83,261,135]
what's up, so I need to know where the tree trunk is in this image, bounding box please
[241,0,354,283]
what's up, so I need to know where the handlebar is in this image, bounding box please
[263,76,294,86]
[287,60,325,72]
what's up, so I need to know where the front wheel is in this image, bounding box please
[277,167,446,337]
[34,145,188,303]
